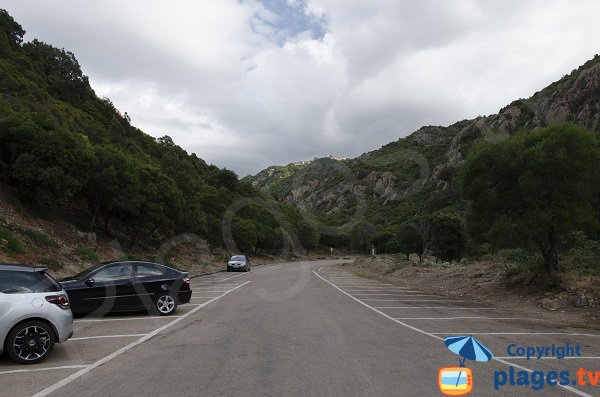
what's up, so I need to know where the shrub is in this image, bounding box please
[76,246,99,262]
[0,227,23,254]
[20,229,59,247]
[40,257,64,270]
[562,239,600,276]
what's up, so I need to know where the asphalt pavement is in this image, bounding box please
[1,259,598,397]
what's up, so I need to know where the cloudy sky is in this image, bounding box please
[3,1,600,176]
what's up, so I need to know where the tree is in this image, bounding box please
[462,123,600,272]
[430,212,467,263]
[397,223,423,260]
[298,221,319,253]
[410,216,434,261]
[232,218,258,254]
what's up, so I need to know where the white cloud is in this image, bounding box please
[3,0,600,175]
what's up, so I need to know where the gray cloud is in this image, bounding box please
[3,0,600,176]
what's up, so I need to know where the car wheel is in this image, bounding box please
[153,292,178,316]
[6,320,56,364]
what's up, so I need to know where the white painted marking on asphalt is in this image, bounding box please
[495,356,600,360]
[318,266,323,272]
[313,271,593,397]
[374,307,493,310]
[70,334,147,341]
[434,332,600,337]
[33,281,251,397]
[350,294,439,297]
[0,365,88,376]
[191,296,220,299]
[393,317,533,320]
[217,273,245,282]
[361,299,465,302]
[75,316,181,323]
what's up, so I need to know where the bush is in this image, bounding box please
[40,257,64,270]
[20,229,59,247]
[76,246,99,262]
[496,248,530,264]
[0,227,23,254]
[562,239,600,275]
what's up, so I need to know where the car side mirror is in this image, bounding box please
[85,278,95,287]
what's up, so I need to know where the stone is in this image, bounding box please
[542,297,566,311]
[574,293,590,307]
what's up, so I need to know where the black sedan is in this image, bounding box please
[60,261,192,316]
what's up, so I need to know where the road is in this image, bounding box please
[1,259,599,396]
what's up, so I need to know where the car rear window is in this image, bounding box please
[0,271,62,294]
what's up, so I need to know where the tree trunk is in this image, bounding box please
[535,227,559,273]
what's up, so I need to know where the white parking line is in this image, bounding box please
[0,365,88,376]
[216,274,246,282]
[393,317,533,320]
[75,316,181,323]
[70,334,147,341]
[361,299,465,302]
[312,271,592,397]
[374,307,493,310]
[435,332,600,337]
[190,296,220,299]
[350,294,439,297]
[33,281,250,397]
[495,356,600,360]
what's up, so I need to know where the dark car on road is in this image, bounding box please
[227,255,251,272]
[60,261,192,316]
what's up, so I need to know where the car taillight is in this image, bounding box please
[46,294,70,310]
[182,277,190,285]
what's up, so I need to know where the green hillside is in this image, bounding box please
[0,9,308,257]
[247,55,600,273]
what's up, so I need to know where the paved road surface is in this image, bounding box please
[1,260,599,396]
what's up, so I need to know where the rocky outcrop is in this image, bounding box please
[248,55,600,216]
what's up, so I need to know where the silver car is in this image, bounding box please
[0,264,73,364]
[226,255,251,272]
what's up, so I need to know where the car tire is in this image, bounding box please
[153,292,178,316]
[6,320,56,364]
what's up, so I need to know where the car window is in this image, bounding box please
[0,271,61,294]
[92,264,133,282]
[136,264,165,277]
[231,256,246,261]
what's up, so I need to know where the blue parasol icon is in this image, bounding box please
[444,335,493,367]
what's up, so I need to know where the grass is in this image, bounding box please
[39,257,64,270]
[0,226,24,254]
[19,228,59,248]
[76,246,99,262]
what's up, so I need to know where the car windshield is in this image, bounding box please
[230,256,246,261]
[0,271,61,294]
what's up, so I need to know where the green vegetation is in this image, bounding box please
[76,246,99,262]
[463,124,600,272]
[0,9,309,255]
[0,226,23,254]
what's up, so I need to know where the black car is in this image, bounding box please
[60,261,192,316]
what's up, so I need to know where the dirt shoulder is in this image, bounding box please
[340,254,600,330]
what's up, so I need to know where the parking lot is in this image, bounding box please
[314,268,600,396]
[2,261,598,397]
[0,271,252,397]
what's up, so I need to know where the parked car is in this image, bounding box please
[59,261,192,316]
[0,264,73,364]
[227,255,251,272]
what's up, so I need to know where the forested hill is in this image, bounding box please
[246,53,600,267]
[0,9,306,254]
